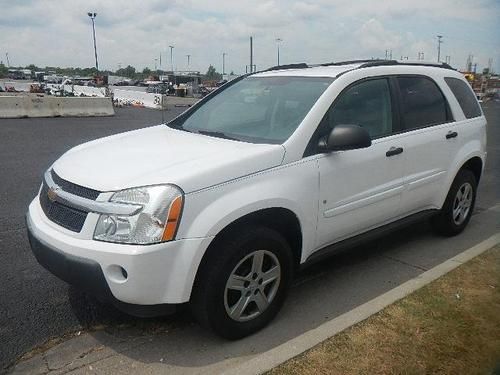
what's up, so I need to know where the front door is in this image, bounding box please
[314,77,406,249]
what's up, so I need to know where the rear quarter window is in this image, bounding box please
[444,77,482,119]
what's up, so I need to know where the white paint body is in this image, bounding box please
[27,63,487,305]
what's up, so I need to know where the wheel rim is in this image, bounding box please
[224,250,281,322]
[452,182,473,225]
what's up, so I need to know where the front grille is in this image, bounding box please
[51,170,100,200]
[39,172,101,233]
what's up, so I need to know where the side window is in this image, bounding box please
[327,78,393,138]
[397,76,449,130]
[444,77,482,119]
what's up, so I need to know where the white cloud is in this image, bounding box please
[0,0,498,73]
[355,19,402,52]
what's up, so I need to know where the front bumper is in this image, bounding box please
[27,198,213,309]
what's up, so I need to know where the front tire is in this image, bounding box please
[432,169,477,236]
[190,226,293,339]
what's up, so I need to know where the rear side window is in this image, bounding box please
[444,77,482,119]
[397,76,450,130]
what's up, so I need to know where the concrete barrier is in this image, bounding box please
[112,89,200,110]
[112,89,165,109]
[109,86,147,93]
[0,95,115,118]
[45,84,108,97]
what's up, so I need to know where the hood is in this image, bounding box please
[52,125,285,193]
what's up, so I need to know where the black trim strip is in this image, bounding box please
[302,209,438,269]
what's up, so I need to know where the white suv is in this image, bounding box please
[27,60,487,338]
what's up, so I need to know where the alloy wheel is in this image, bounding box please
[452,182,473,225]
[224,250,281,322]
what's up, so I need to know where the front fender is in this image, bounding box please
[178,158,320,263]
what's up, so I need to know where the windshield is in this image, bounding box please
[170,76,334,144]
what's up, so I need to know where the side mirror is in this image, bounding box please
[318,124,372,152]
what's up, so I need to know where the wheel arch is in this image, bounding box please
[438,145,485,209]
[192,207,303,292]
[459,156,483,184]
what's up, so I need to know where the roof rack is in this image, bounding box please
[264,63,309,72]
[260,59,455,75]
[318,59,385,67]
[358,60,455,70]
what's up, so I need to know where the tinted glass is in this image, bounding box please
[175,76,333,144]
[398,76,449,129]
[444,77,482,119]
[328,78,392,138]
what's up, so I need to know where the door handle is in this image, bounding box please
[386,147,403,157]
[446,131,458,139]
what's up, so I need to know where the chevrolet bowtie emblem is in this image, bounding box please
[47,187,59,202]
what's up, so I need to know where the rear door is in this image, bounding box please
[395,75,456,215]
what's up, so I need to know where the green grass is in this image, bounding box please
[269,245,500,375]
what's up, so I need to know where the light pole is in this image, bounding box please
[169,45,174,72]
[222,52,227,76]
[186,54,191,69]
[87,12,99,72]
[437,35,443,62]
[276,38,283,66]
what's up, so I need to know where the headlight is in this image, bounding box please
[93,185,183,244]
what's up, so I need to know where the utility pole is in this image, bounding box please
[87,12,99,72]
[169,45,174,72]
[186,54,191,69]
[276,38,283,66]
[436,35,443,62]
[250,36,253,73]
[5,52,9,67]
[222,52,227,76]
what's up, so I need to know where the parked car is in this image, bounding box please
[27,60,486,339]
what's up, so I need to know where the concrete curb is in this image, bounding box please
[227,232,500,375]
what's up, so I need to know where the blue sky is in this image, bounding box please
[0,0,498,74]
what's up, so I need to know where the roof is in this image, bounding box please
[252,60,455,79]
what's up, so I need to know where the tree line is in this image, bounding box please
[0,63,226,81]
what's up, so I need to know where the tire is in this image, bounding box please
[432,169,477,236]
[190,226,294,339]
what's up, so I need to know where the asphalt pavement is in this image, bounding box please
[1,103,499,373]
[0,107,185,372]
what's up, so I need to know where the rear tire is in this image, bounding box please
[190,226,293,339]
[432,169,477,236]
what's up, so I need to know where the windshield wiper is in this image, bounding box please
[167,122,194,133]
[197,130,239,141]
